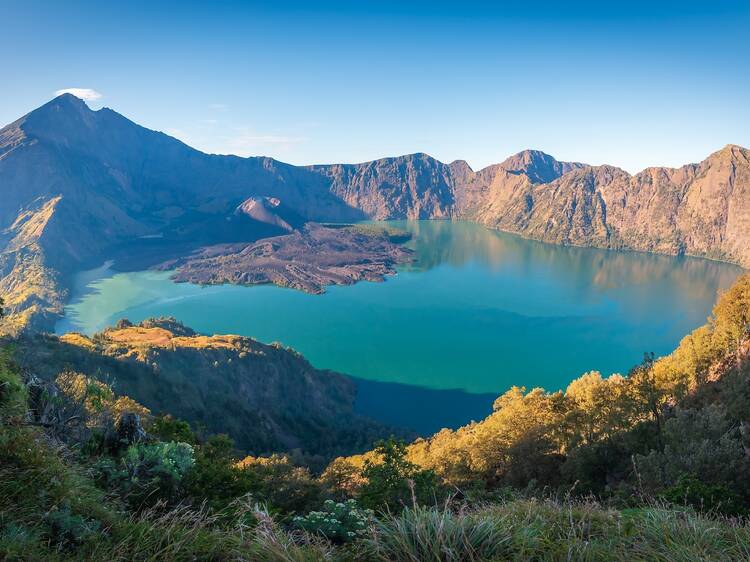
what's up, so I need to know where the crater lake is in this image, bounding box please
[56,221,743,432]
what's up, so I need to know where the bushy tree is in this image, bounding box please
[564,371,634,446]
[358,439,443,512]
[634,405,749,501]
[468,387,566,483]
[235,453,323,515]
[712,276,750,368]
[183,434,255,511]
[150,414,196,444]
[654,325,720,392]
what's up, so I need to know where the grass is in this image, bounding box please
[367,504,511,561]
[366,501,750,562]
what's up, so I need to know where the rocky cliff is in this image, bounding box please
[308,153,456,219]
[473,145,750,267]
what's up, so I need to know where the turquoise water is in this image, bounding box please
[57,220,742,397]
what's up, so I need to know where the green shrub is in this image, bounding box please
[358,439,443,513]
[293,499,373,543]
[236,453,325,516]
[149,414,197,444]
[0,347,25,421]
[44,504,101,548]
[102,441,195,509]
[662,474,744,515]
[183,434,256,512]
[123,441,194,479]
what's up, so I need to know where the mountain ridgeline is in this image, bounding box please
[1,94,749,332]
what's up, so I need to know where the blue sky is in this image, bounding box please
[3,0,749,172]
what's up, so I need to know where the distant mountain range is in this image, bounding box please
[1,93,749,333]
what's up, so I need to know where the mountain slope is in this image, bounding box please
[1,95,748,333]
[15,317,394,456]
[0,95,363,332]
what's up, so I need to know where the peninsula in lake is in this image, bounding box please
[157,222,413,294]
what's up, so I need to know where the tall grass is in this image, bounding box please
[365,500,750,562]
[367,504,510,562]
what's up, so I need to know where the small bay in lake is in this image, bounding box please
[57,221,743,432]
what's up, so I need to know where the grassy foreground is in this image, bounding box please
[1,346,749,561]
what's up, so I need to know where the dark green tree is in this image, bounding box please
[358,438,443,512]
[183,434,254,512]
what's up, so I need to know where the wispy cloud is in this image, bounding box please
[54,88,103,101]
[223,127,307,156]
[160,123,308,158]
[208,103,227,110]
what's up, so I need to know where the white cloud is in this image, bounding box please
[54,88,103,101]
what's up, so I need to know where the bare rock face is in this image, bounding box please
[115,412,148,445]
[676,145,750,265]
[309,153,456,220]
[497,149,585,184]
[486,166,616,248]
[474,145,750,267]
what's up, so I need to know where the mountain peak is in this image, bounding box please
[500,149,584,184]
[31,93,93,119]
[718,143,748,156]
[704,144,749,166]
[502,148,554,167]
[52,92,90,105]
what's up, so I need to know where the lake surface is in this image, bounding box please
[57,221,742,429]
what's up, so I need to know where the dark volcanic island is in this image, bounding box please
[156,223,413,294]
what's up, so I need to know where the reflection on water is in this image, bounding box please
[58,221,743,404]
[401,220,738,301]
